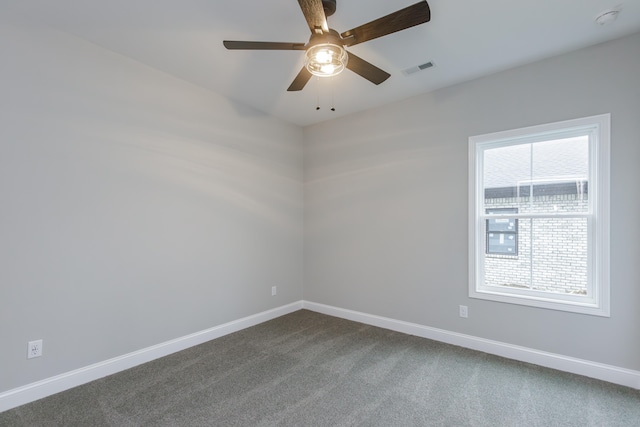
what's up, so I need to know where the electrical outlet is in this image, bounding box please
[459,305,468,318]
[271,286,277,296]
[28,339,43,359]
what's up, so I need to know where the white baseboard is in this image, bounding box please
[3,299,638,413]
[302,301,640,390]
[0,301,303,413]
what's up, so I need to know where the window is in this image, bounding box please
[468,114,610,316]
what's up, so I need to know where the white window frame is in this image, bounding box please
[468,114,610,316]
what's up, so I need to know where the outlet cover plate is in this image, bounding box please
[459,305,469,318]
[28,339,43,359]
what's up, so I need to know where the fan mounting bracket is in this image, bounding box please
[322,0,337,17]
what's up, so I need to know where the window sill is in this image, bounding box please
[470,287,610,317]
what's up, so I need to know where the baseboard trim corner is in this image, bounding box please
[0,301,304,413]
[302,300,640,390]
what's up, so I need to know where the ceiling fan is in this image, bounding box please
[223,0,431,91]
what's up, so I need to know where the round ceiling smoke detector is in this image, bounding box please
[595,8,621,25]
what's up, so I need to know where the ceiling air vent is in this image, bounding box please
[402,61,435,76]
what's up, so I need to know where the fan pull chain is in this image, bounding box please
[330,76,336,111]
[315,76,321,110]
[313,77,337,111]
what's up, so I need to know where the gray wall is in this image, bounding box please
[304,33,640,371]
[2,13,638,396]
[0,19,303,393]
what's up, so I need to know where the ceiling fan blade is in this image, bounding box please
[346,52,390,85]
[223,41,306,50]
[297,0,328,34]
[341,1,431,47]
[287,67,313,91]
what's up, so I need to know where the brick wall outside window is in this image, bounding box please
[484,193,588,294]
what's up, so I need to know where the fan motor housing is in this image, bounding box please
[308,28,343,47]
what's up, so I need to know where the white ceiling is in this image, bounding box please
[3,0,640,126]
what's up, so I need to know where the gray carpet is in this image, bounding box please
[1,309,639,426]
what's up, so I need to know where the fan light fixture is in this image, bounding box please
[223,0,432,91]
[305,43,348,77]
